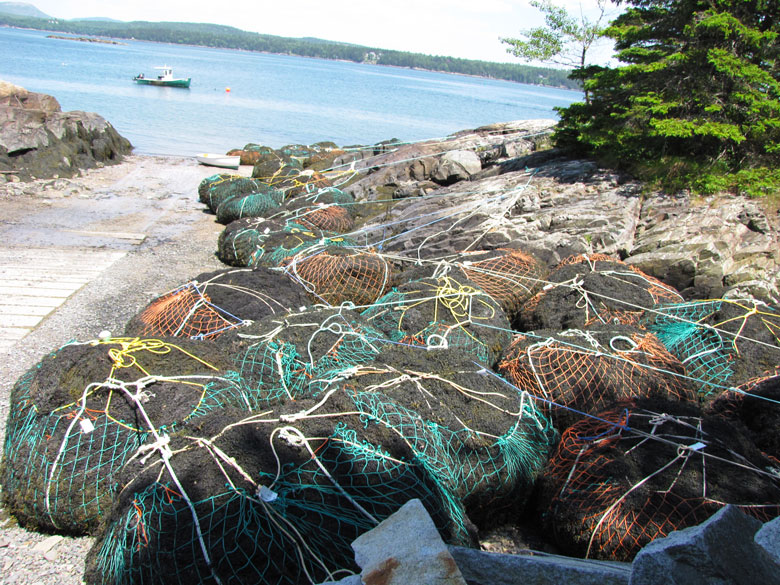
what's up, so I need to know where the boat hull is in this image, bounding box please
[196,154,241,170]
[133,77,191,88]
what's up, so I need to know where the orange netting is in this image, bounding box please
[459,248,546,317]
[286,247,392,307]
[134,284,243,339]
[538,405,780,560]
[292,205,354,233]
[498,329,696,424]
[515,256,682,331]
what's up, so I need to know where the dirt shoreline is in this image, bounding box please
[0,154,247,585]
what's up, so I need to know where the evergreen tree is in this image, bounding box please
[554,0,780,196]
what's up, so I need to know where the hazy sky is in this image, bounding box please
[27,0,619,64]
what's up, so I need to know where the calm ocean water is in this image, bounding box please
[0,27,582,156]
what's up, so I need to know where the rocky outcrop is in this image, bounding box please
[629,505,780,585]
[0,81,132,181]
[341,121,778,303]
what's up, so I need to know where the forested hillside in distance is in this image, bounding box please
[0,14,579,89]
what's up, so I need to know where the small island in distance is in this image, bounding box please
[46,34,124,45]
[0,2,579,90]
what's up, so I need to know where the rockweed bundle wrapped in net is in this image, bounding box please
[285,204,354,233]
[229,307,389,408]
[498,325,697,429]
[643,298,780,397]
[215,187,286,225]
[396,249,547,324]
[250,166,332,199]
[517,255,683,331]
[284,246,393,307]
[285,187,356,216]
[83,345,556,585]
[1,337,238,534]
[362,275,513,367]
[217,218,354,268]
[534,399,780,561]
[198,175,270,214]
[124,268,311,340]
[458,248,547,321]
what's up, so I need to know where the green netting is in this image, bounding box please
[230,308,388,408]
[85,344,557,585]
[215,186,285,225]
[0,339,244,535]
[361,275,513,367]
[286,187,356,216]
[89,421,449,585]
[199,176,270,213]
[216,218,355,268]
[643,300,732,396]
[643,298,780,397]
[197,173,241,205]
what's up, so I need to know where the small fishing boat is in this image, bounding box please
[133,66,191,88]
[196,153,241,169]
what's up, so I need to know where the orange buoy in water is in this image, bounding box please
[225,87,231,93]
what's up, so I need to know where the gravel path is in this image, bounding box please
[0,155,244,585]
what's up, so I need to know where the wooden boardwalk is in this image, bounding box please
[0,245,135,351]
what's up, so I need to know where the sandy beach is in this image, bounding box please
[0,154,247,585]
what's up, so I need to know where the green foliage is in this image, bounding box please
[0,14,577,89]
[553,0,780,197]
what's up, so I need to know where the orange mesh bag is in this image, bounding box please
[130,285,237,339]
[534,399,780,561]
[498,324,697,429]
[125,268,312,340]
[285,246,393,308]
[515,256,682,331]
[457,249,547,321]
[291,205,354,233]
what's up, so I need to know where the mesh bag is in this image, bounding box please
[84,401,454,585]
[284,246,392,308]
[498,324,697,430]
[198,176,270,214]
[517,255,683,331]
[643,298,780,397]
[0,337,241,534]
[285,204,354,233]
[534,399,780,561]
[215,187,285,225]
[459,248,547,321]
[124,268,311,340]
[340,346,558,528]
[84,346,556,585]
[217,218,354,268]
[362,275,513,367]
[285,187,356,216]
[251,160,303,186]
[258,168,333,199]
[229,307,389,408]
[197,173,241,206]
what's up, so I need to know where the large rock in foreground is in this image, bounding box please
[0,81,132,181]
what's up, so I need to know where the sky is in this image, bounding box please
[26,0,620,64]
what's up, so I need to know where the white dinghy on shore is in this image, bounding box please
[196,153,241,170]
